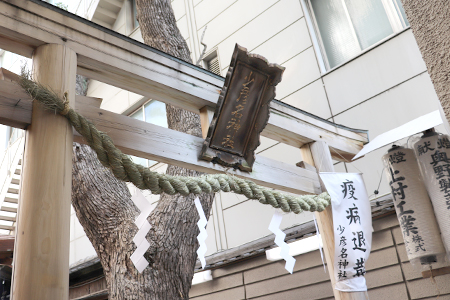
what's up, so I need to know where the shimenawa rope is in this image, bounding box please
[18,71,330,214]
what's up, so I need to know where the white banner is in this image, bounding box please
[320,173,372,292]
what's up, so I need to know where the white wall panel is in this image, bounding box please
[333,162,347,173]
[275,47,321,100]
[221,192,247,210]
[88,80,123,108]
[258,142,303,166]
[127,91,146,111]
[130,28,144,43]
[194,0,237,30]
[89,81,145,114]
[252,19,311,65]
[280,79,331,119]
[112,2,128,35]
[205,214,218,256]
[346,147,391,196]
[199,0,279,52]
[73,214,87,241]
[70,236,97,265]
[333,73,442,195]
[177,15,190,40]
[172,0,186,21]
[217,0,304,71]
[255,136,279,154]
[100,89,131,113]
[113,23,127,36]
[324,30,427,116]
[223,200,313,248]
[333,73,439,137]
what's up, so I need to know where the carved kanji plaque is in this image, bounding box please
[200,44,284,172]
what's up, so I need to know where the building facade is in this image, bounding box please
[80,0,446,256]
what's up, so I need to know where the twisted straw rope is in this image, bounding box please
[18,72,330,214]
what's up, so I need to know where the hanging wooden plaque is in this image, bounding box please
[200,44,284,172]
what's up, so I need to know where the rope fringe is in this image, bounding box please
[18,71,330,214]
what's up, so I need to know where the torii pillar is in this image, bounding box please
[302,141,369,300]
[12,44,76,299]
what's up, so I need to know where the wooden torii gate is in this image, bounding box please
[0,0,369,299]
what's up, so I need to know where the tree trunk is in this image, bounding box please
[71,0,214,299]
[136,1,215,297]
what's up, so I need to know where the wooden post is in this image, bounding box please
[301,142,369,300]
[199,106,215,139]
[12,44,76,299]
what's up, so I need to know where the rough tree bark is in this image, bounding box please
[71,0,214,299]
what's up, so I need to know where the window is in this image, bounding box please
[129,100,168,167]
[305,0,410,70]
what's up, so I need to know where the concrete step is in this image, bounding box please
[11,174,20,185]
[0,215,16,222]
[4,197,18,204]
[0,225,15,231]
[7,186,19,194]
[5,192,18,199]
[1,207,17,213]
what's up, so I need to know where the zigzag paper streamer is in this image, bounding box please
[269,211,296,274]
[130,188,153,273]
[194,197,208,269]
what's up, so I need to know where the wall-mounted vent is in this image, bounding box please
[204,52,221,76]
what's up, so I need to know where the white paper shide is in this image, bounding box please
[195,197,208,269]
[130,188,153,273]
[268,211,296,274]
[320,173,372,292]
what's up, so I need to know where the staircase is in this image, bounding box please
[0,159,21,234]
[0,131,24,236]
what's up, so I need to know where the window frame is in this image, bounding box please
[303,0,410,72]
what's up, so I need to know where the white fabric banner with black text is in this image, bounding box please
[320,173,372,292]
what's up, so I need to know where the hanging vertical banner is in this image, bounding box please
[319,173,372,292]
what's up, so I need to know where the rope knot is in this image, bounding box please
[60,92,70,116]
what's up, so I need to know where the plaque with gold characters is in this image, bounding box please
[200,44,284,172]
